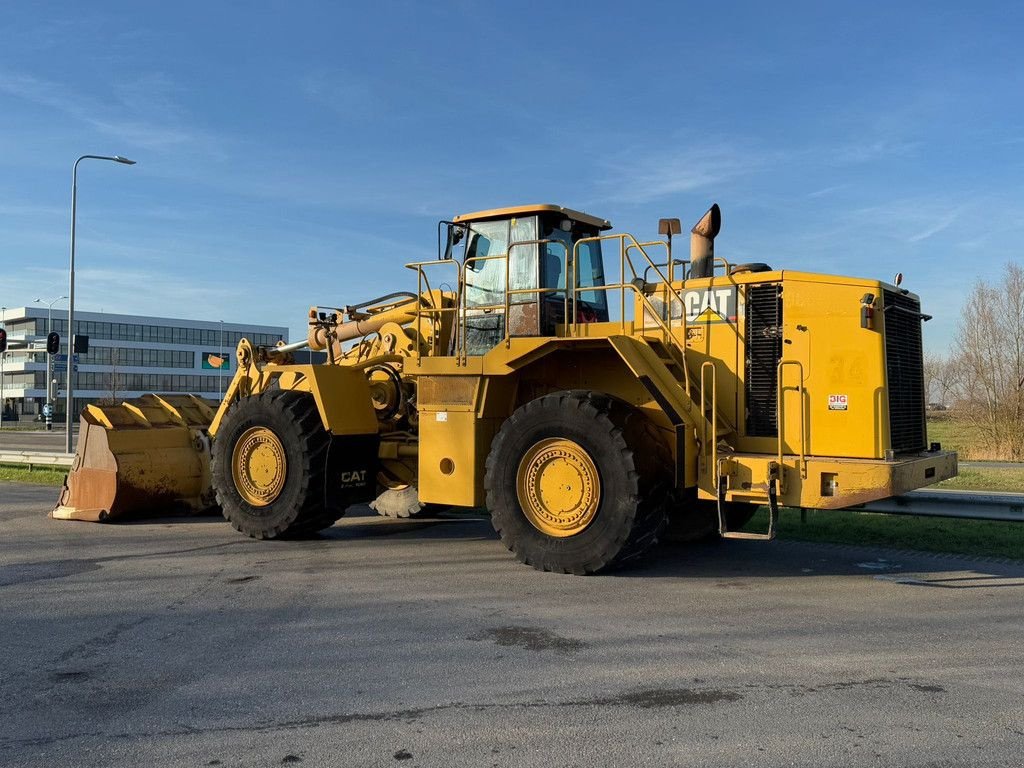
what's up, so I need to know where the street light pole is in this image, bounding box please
[34,295,67,431]
[66,154,135,454]
[1,306,6,433]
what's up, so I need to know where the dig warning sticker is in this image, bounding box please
[828,394,849,411]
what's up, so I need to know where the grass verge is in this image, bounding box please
[0,465,67,486]
[936,467,1024,493]
[925,417,975,457]
[742,507,1024,561]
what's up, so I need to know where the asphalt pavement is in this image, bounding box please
[1,482,1022,767]
[0,427,77,453]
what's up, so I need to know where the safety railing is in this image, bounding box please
[777,359,807,483]
[626,241,673,331]
[568,233,723,349]
[406,230,735,371]
[643,259,688,284]
[641,256,736,285]
[699,360,718,478]
[626,240,671,277]
[501,239,571,347]
[459,252,510,362]
[405,259,461,366]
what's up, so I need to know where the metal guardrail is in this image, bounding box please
[858,489,1024,523]
[0,451,1020,522]
[0,451,73,470]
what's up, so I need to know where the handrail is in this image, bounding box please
[503,239,570,346]
[626,239,670,278]
[404,232,736,372]
[777,360,807,482]
[461,253,507,362]
[571,233,695,345]
[454,236,698,403]
[644,258,689,284]
[639,254,737,285]
[626,241,673,330]
[405,259,461,365]
[700,361,718,481]
[706,256,734,279]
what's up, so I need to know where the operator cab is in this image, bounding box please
[443,205,612,355]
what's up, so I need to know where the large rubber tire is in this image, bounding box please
[485,391,670,574]
[213,390,350,539]
[661,492,760,543]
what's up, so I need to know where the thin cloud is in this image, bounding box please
[907,207,963,243]
[0,70,221,154]
[301,71,381,118]
[591,143,769,205]
[800,199,970,248]
[829,137,920,164]
[806,184,848,198]
[0,203,65,218]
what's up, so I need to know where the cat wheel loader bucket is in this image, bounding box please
[52,394,219,522]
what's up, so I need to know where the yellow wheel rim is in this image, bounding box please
[231,426,287,506]
[516,438,601,538]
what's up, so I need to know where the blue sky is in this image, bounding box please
[1,1,1022,350]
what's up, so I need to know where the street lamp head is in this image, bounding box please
[113,156,136,165]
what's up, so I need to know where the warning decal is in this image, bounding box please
[828,394,849,411]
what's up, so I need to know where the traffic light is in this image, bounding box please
[46,332,60,354]
[72,334,89,354]
[0,328,6,353]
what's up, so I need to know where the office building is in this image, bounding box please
[0,306,288,421]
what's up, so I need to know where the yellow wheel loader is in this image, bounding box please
[53,203,957,573]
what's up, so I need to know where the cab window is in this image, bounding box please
[540,218,608,321]
[464,220,509,308]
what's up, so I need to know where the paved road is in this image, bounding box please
[960,460,1024,470]
[1,483,1022,767]
[0,427,77,453]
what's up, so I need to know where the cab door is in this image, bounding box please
[463,216,541,353]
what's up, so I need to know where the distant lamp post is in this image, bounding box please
[34,295,67,431]
[66,154,136,454]
[219,320,225,398]
[1,306,6,432]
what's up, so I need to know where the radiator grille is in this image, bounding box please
[883,290,927,452]
[745,284,783,437]
[417,376,477,407]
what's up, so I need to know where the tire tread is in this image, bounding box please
[485,390,669,574]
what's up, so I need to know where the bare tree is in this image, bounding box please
[923,351,955,408]
[948,262,1024,459]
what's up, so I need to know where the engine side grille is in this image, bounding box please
[417,375,478,407]
[883,290,927,452]
[745,284,783,437]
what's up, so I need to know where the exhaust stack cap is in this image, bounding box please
[689,203,722,279]
[690,203,721,240]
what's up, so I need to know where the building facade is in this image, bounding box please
[0,306,288,421]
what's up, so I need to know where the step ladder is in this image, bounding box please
[716,461,780,541]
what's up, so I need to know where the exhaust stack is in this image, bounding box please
[689,203,721,279]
